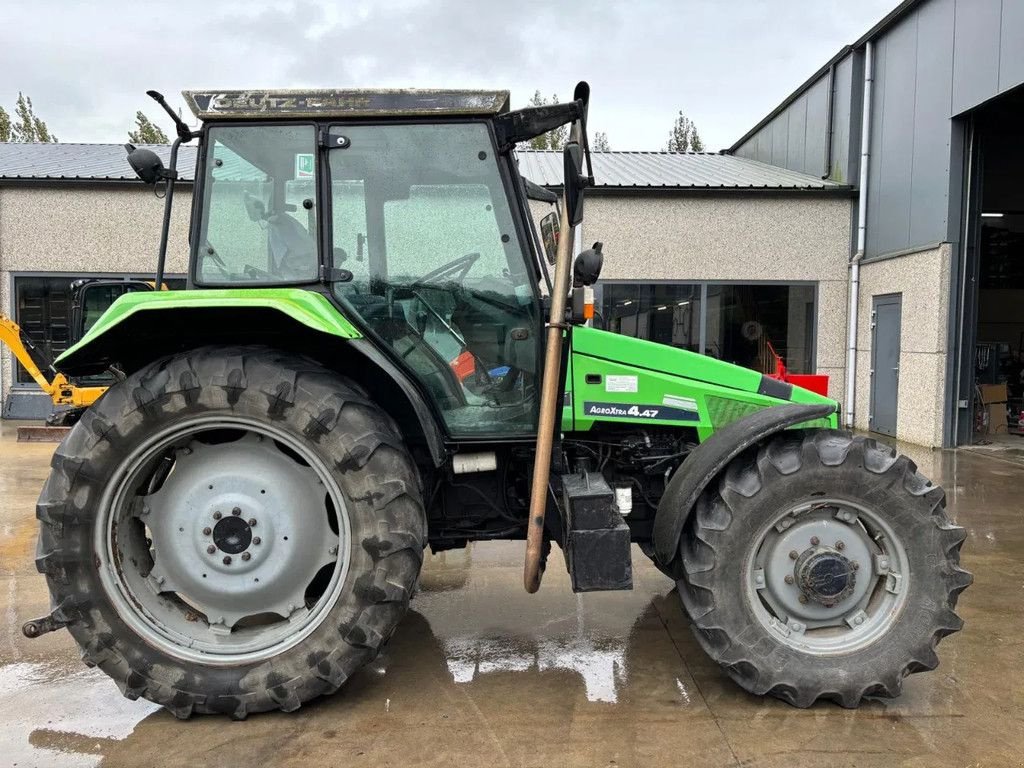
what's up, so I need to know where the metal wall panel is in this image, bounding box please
[867,15,918,256]
[787,95,808,173]
[804,77,829,176]
[999,0,1024,93]
[909,0,957,246]
[829,55,855,184]
[951,0,1002,115]
[734,72,830,176]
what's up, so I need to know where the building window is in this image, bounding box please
[601,283,701,351]
[12,275,186,385]
[705,284,815,374]
[598,281,816,374]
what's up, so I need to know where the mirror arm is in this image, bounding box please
[154,137,184,290]
[146,90,194,143]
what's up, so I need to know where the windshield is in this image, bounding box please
[329,122,539,436]
[196,124,319,284]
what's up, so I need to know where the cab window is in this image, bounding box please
[196,125,318,284]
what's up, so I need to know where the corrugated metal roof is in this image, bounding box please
[0,143,199,182]
[515,150,844,190]
[0,143,844,190]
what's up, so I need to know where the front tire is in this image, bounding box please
[36,346,426,718]
[677,430,972,708]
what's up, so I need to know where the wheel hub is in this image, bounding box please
[795,547,856,605]
[212,515,253,555]
[748,499,910,654]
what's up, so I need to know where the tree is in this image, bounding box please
[11,92,57,142]
[0,106,10,142]
[665,110,703,152]
[525,90,568,150]
[128,111,169,144]
[592,131,611,151]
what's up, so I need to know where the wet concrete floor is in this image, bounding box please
[0,419,1021,767]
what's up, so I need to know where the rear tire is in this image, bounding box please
[36,346,426,718]
[677,430,972,708]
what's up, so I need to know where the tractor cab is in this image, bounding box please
[187,111,546,435]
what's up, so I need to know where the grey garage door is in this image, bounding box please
[870,293,902,437]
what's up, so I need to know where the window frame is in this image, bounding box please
[318,117,546,442]
[189,120,323,289]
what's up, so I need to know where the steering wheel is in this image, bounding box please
[413,252,481,289]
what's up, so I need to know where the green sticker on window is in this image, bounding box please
[295,153,315,179]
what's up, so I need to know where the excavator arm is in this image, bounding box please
[0,315,106,408]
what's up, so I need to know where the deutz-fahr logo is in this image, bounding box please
[205,93,373,113]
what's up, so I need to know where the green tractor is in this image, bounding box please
[25,84,971,717]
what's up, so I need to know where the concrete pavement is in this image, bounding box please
[1,420,1021,767]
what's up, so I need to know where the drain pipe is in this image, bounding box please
[844,41,874,429]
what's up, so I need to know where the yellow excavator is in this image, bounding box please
[1,279,156,423]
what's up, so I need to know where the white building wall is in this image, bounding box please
[580,194,853,401]
[0,185,193,402]
[853,244,951,447]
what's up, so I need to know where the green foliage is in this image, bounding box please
[526,90,568,150]
[665,110,703,152]
[592,131,611,151]
[11,92,57,142]
[128,111,170,144]
[0,106,10,142]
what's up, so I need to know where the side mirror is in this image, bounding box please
[539,211,560,266]
[563,142,587,226]
[124,143,166,185]
[573,242,604,287]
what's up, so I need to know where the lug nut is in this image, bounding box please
[207,545,216,554]
[789,550,799,560]
[253,537,262,546]
[213,511,222,520]
[798,594,809,604]
[203,527,212,536]
[248,519,257,527]
[852,561,860,570]
[784,575,795,585]
[232,507,242,516]
[810,536,820,546]
[223,556,232,565]
[241,552,251,561]
[836,540,845,551]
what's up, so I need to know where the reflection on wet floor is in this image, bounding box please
[2,420,1024,767]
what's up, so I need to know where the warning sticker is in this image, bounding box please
[605,375,638,393]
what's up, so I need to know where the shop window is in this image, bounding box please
[601,283,700,351]
[599,281,816,374]
[705,284,815,374]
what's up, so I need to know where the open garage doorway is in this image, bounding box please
[960,86,1024,448]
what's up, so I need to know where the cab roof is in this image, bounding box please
[182,89,510,121]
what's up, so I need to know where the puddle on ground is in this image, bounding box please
[0,660,160,767]
[443,634,629,703]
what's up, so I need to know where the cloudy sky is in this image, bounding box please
[1,0,898,151]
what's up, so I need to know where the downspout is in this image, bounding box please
[844,41,873,429]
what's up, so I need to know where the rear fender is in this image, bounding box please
[55,289,447,467]
[652,402,838,566]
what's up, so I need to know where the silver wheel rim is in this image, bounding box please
[744,497,910,655]
[96,416,351,666]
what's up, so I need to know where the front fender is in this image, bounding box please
[652,402,838,566]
